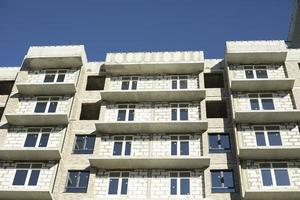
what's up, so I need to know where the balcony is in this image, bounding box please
[16,82,76,95]
[105,51,204,75]
[230,78,295,92]
[95,121,208,134]
[226,40,287,64]
[0,148,61,161]
[244,190,300,200]
[234,110,300,123]
[239,146,300,159]
[100,89,206,102]
[0,189,53,200]
[23,45,86,69]
[89,156,210,169]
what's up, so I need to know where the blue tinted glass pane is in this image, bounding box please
[261,169,273,186]
[223,171,234,188]
[34,102,47,113]
[250,99,260,110]
[268,132,282,146]
[48,102,58,113]
[172,80,177,89]
[180,80,187,89]
[44,74,55,82]
[78,172,89,191]
[171,109,177,120]
[28,170,40,186]
[108,178,119,194]
[128,110,135,121]
[180,109,188,120]
[74,136,85,153]
[125,142,131,156]
[209,135,219,151]
[24,134,38,147]
[170,179,177,195]
[131,81,137,90]
[56,74,65,82]
[171,141,177,155]
[113,142,122,156]
[39,134,49,147]
[220,134,230,150]
[275,169,290,186]
[121,178,128,195]
[85,136,95,153]
[211,171,222,188]
[261,99,274,110]
[256,69,268,79]
[117,110,126,121]
[67,171,78,188]
[245,70,254,79]
[13,170,28,185]
[121,81,129,90]
[255,132,266,146]
[180,142,189,155]
[180,179,190,195]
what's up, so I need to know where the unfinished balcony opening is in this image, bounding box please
[80,102,101,120]
[86,76,105,90]
[204,73,224,88]
[206,101,227,118]
[0,81,14,95]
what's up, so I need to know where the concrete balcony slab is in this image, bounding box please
[239,146,300,159]
[16,82,76,95]
[0,190,53,200]
[0,148,61,161]
[244,190,300,200]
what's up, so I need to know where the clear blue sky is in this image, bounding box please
[0,0,294,66]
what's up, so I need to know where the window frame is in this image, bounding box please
[73,135,96,154]
[253,125,282,147]
[259,162,290,187]
[169,171,191,196]
[34,97,60,113]
[243,65,268,79]
[171,75,188,90]
[112,135,133,156]
[208,133,231,153]
[211,170,235,193]
[170,103,189,121]
[117,104,136,121]
[107,171,130,195]
[121,76,138,90]
[23,127,52,148]
[12,163,43,186]
[65,170,90,193]
[248,93,275,111]
[170,135,190,156]
[43,69,67,83]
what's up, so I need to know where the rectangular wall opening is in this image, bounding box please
[204,73,224,88]
[0,81,14,95]
[206,101,227,118]
[86,76,105,90]
[80,103,101,120]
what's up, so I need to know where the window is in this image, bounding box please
[65,171,90,193]
[249,94,275,110]
[108,172,129,195]
[0,81,14,95]
[244,66,268,79]
[171,135,189,156]
[24,128,52,148]
[12,163,42,186]
[43,70,67,83]
[206,101,227,118]
[113,136,132,156]
[117,105,135,121]
[86,76,105,90]
[209,133,231,153]
[121,77,138,90]
[211,170,235,193]
[260,163,290,187]
[80,103,101,120]
[171,104,189,121]
[73,135,96,154]
[204,73,224,88]
[172,76,188,89]
[254,126,282,146]
[170,172,190,195]
[34,97,59,113]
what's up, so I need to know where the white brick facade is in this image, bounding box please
[230,65,286,79]
[105,75,199,90]
[98,134,202,157]
[104,102,201,122]
[27,69,79,84]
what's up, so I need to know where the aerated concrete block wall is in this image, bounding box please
[230,65,286,79]
[27,69,79,84]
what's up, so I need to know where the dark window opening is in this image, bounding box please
[206,101,227,118]
[80,103,101,120]
[86,76,105,90]
[204,73,224,88]
[65,171,90,193]
[0,107,4,120]
[0,81,14,95]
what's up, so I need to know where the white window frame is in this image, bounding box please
[170,103,189,121]
[243,65,268,79]
[23,127,52,148]
[12,163,43,187]
[121,76,138,90]
[117,104,136,121]
[169,171,191,196]
[253,125,282,147]
[259,162,290,187]
[248,93,275,110]
[112,135,133,156]
[170,135,190,156]
[171,75,188,89]
[34,97,60,113]
[44,69,67,83]
[107,171,130,196]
